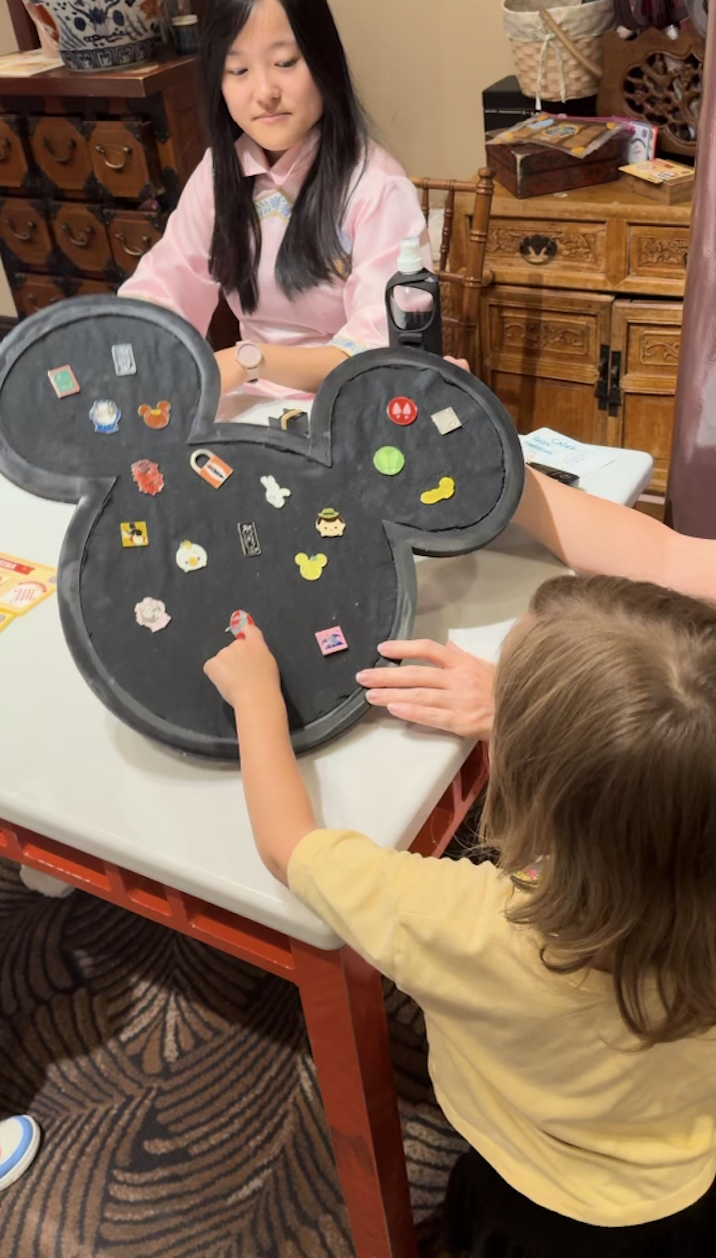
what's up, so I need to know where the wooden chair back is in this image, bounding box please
[412,169,494,371]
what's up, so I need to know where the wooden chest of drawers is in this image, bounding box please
[457,180,691,498]
[0,57,206,320]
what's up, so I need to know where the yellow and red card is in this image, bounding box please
[0,552,57,634]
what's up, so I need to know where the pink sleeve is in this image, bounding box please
[331,174,433,357]
[118,149,221,339]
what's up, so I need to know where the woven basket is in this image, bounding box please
[503,0,616,105]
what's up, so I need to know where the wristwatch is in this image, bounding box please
[235,340,263,383]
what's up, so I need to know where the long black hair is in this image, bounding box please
[200,0,368,314]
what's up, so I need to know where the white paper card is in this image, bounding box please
[520,428,614,477]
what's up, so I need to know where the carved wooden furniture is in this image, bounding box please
[0,58,206,320]
[413,170,495,372]
[598,26,704,156]
[462,179,691,498]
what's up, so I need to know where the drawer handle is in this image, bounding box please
[43,136,76,165]
[519,234,558,265]
[61,221,94,248]
[115,230,151,258]
[0,137,10,162]
[95,143,132,171]
[5,216,36,242]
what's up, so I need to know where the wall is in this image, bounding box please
[0,0,17,316]
[331,0,513,178]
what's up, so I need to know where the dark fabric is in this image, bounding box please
[440,1147,716,1258]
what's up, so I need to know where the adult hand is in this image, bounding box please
[444,355,471,372]
[204,624,281,711]
[214,346,249,396]
[356,639,496,739]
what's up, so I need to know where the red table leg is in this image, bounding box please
[292,939,418,1258]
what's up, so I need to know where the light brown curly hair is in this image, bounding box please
[482,574,716,1048]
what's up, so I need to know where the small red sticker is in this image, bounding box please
[387,396,418,426]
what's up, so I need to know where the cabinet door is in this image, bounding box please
[610,300,682,495]
[480,285,615,446]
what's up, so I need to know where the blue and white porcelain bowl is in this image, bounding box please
[27,0,166,72]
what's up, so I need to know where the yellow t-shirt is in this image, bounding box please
[288,829,716,1227]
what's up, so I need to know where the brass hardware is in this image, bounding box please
[5,216,36,242]
[61,221,94,249]
[115,230,151,258]
[95,143,132,171]
[43,136,77,165]
[519,234,558,265]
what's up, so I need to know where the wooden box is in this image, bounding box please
[486,134,626,200]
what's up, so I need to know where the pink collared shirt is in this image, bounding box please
[119,130,432,400]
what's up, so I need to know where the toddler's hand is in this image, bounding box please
[204,625,281,710]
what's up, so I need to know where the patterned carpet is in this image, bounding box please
[0,843,474,1258]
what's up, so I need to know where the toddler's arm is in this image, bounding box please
[203,627,315,884]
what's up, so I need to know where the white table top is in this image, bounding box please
[0,443,653,948]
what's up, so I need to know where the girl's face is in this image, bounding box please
[223,0,324,162]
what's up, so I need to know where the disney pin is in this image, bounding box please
[315,625,348,655]
[120,521,149,548]
[112,344,137,376]
[175,540,208,572]
[431,406,462,435]
[139,400,171,430]
[295,553,327,581]
[190,449,234,489]
[132,459,165,496]
[226,609,255,637]
[421,476,456,504]
[48,365,80,398]
[373,446,405,476]
[387,396,418,426]
[135,597,171,633]
[260,474,291,509]
[89,399,121,434]
[238,522,261,557]
[315,507,346,538]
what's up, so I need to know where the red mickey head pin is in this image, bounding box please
[138,400,172,430]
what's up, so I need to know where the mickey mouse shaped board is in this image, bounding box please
[0,297,524,759]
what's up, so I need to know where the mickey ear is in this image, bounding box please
[310,348,524,557]
[0,295,219,501]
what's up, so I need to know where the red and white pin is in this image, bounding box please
[226,609,255,638]
[387,396,418,426]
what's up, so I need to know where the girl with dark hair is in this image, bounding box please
[120,0,431,400]
[204,576,716,1257]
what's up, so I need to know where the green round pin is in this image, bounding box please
[373,446,405,476]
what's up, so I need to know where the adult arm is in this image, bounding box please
[516,467,716,601]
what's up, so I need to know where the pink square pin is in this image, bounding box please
[315,626,348,656]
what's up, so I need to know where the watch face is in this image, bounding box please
[237,343,262,370]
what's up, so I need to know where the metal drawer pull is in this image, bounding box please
[0,137,10,162]
[43,136,76,165]
[519,234,558,265]
[95,143,132,171]
[62,221,94,248]
[28,295,60,311]
[4,216,36,242]
[115,230,151,258]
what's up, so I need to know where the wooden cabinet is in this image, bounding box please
[0,57,207,317]
[458,180,691,497]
